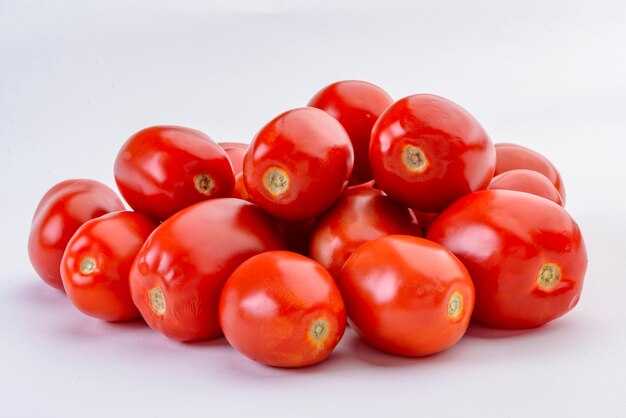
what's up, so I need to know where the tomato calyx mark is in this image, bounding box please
[148,287,166,315]
[402,145,428,173]
[537,263,561,290]
[308,318,329,344]
[447,292,463,321]
[194,174,215,196]
[79,257,97,275]
[263,167,289,196]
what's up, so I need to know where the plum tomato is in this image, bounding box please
[129,198,285,342]
[28,179,125,290]
[338,235,474,357]
[308,80,393,184]
[219,251,346,367]
[495,143,566,202]
[369,94,495,213]
[61,211,159,322]
[218,142,248,175]
[427,190,587,329]
[243,107,354,221]
[114,126,235,221]
[488,169,563,206]
[309,188,420,279]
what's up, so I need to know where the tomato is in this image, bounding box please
[130,198,285,342]
[278,218,317,256]
[495,143,566,202]
[28,179,125,290]
[338,235,474,357]
[308,80,393,184]
[218,142,248,175]
[369,94,495,213]
[243,107,354,221]
[114,126,235,221]
[410,209,439,236]
[232,172,252,201]
[61,211,159,322]
[309,188,420,279]
[488,169,563,206]
[427,190,587,329]
[219,251,346,367]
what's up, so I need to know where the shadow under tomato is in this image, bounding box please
[464,320,542,339]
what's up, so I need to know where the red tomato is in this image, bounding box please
[495,143,566,202]
[28,179,125,290]
[114,126,235,221]
[338,235,474,357]
[243,107,354,221]
[427,190,587,329]
[232,172,252,201]
[410,209,439,236]
[61,211,159,322]
[130,198,285,342]
[370,94,495,213]
[219,251,346,367]
[308,80,393,184]
[218,142,248,175]
[488,169,563,206]
[309,188,420,279]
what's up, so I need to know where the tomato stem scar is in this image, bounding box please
[402,145,428,172]
[309,318,329,343]
[537,263,561,290]
[194,174,215,195]
[263,167,289,196]
[447,292,463,321]
[148,287,166,315]
[79,257,96,275]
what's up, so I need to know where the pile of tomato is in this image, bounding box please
[28,80,587,368]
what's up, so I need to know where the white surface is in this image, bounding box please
[2,1,626,417]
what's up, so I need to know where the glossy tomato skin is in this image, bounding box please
[218,142,248,175]
[338,235,474,357]
[130,198,285,342]
[308,80,393,184]
[488,169,563,206]
[61,211,159,322]
[427,190,587,329]
[219,251,346,368]
[28,179,125,290]
[114,126,235,221]
[310,188,420,279]
[370,94,495,213]
[495,143,566,202]
[243,107,354,222]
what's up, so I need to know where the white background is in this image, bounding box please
[2,1,625,417]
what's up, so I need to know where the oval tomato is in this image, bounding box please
[28,179,125,290]
[61,211,159,321]
[427,190,587,329]
[370,94,495,213]
[308,80,393,184]
[218,142,248,175]
[338,235,474,357]
[488,169,563,206]
[130,198,285,342]
[243,107,354,221]
[309,188,420,279]
[114,126,235,220]
[219,251,346,367]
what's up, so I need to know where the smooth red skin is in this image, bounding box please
[218,142,248,175]
[495,143,566,203]
[370,94,495,213]
[219,251,346,368]
[310,188,421,279]
[114,126,235,221]
[28,179,125,290]
[278,218,317,256]
[308,80,393,184]
[338,235,474,357]
[488,169,563,206]
[427,190,587,329]
[243,107,354,222]
[232,172,252,201]
[410,209,439,236]
[130,198,285,342]
[61,211,159,322]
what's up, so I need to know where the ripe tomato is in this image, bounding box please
[130,198,285,342]
[370,94,495,213]
[243,107,354,221]
[308,80,393,184]
[488,169,563,206]
[218,142,248,175]
[495,143,566,202]
[28,179,125,290]
[114,126,235,221]
[232,172,252,201]
[61,211,159,322]
[219,251,346,367]
[338,235,474,357]
[427,190,587,329]
[309,188,420,279]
